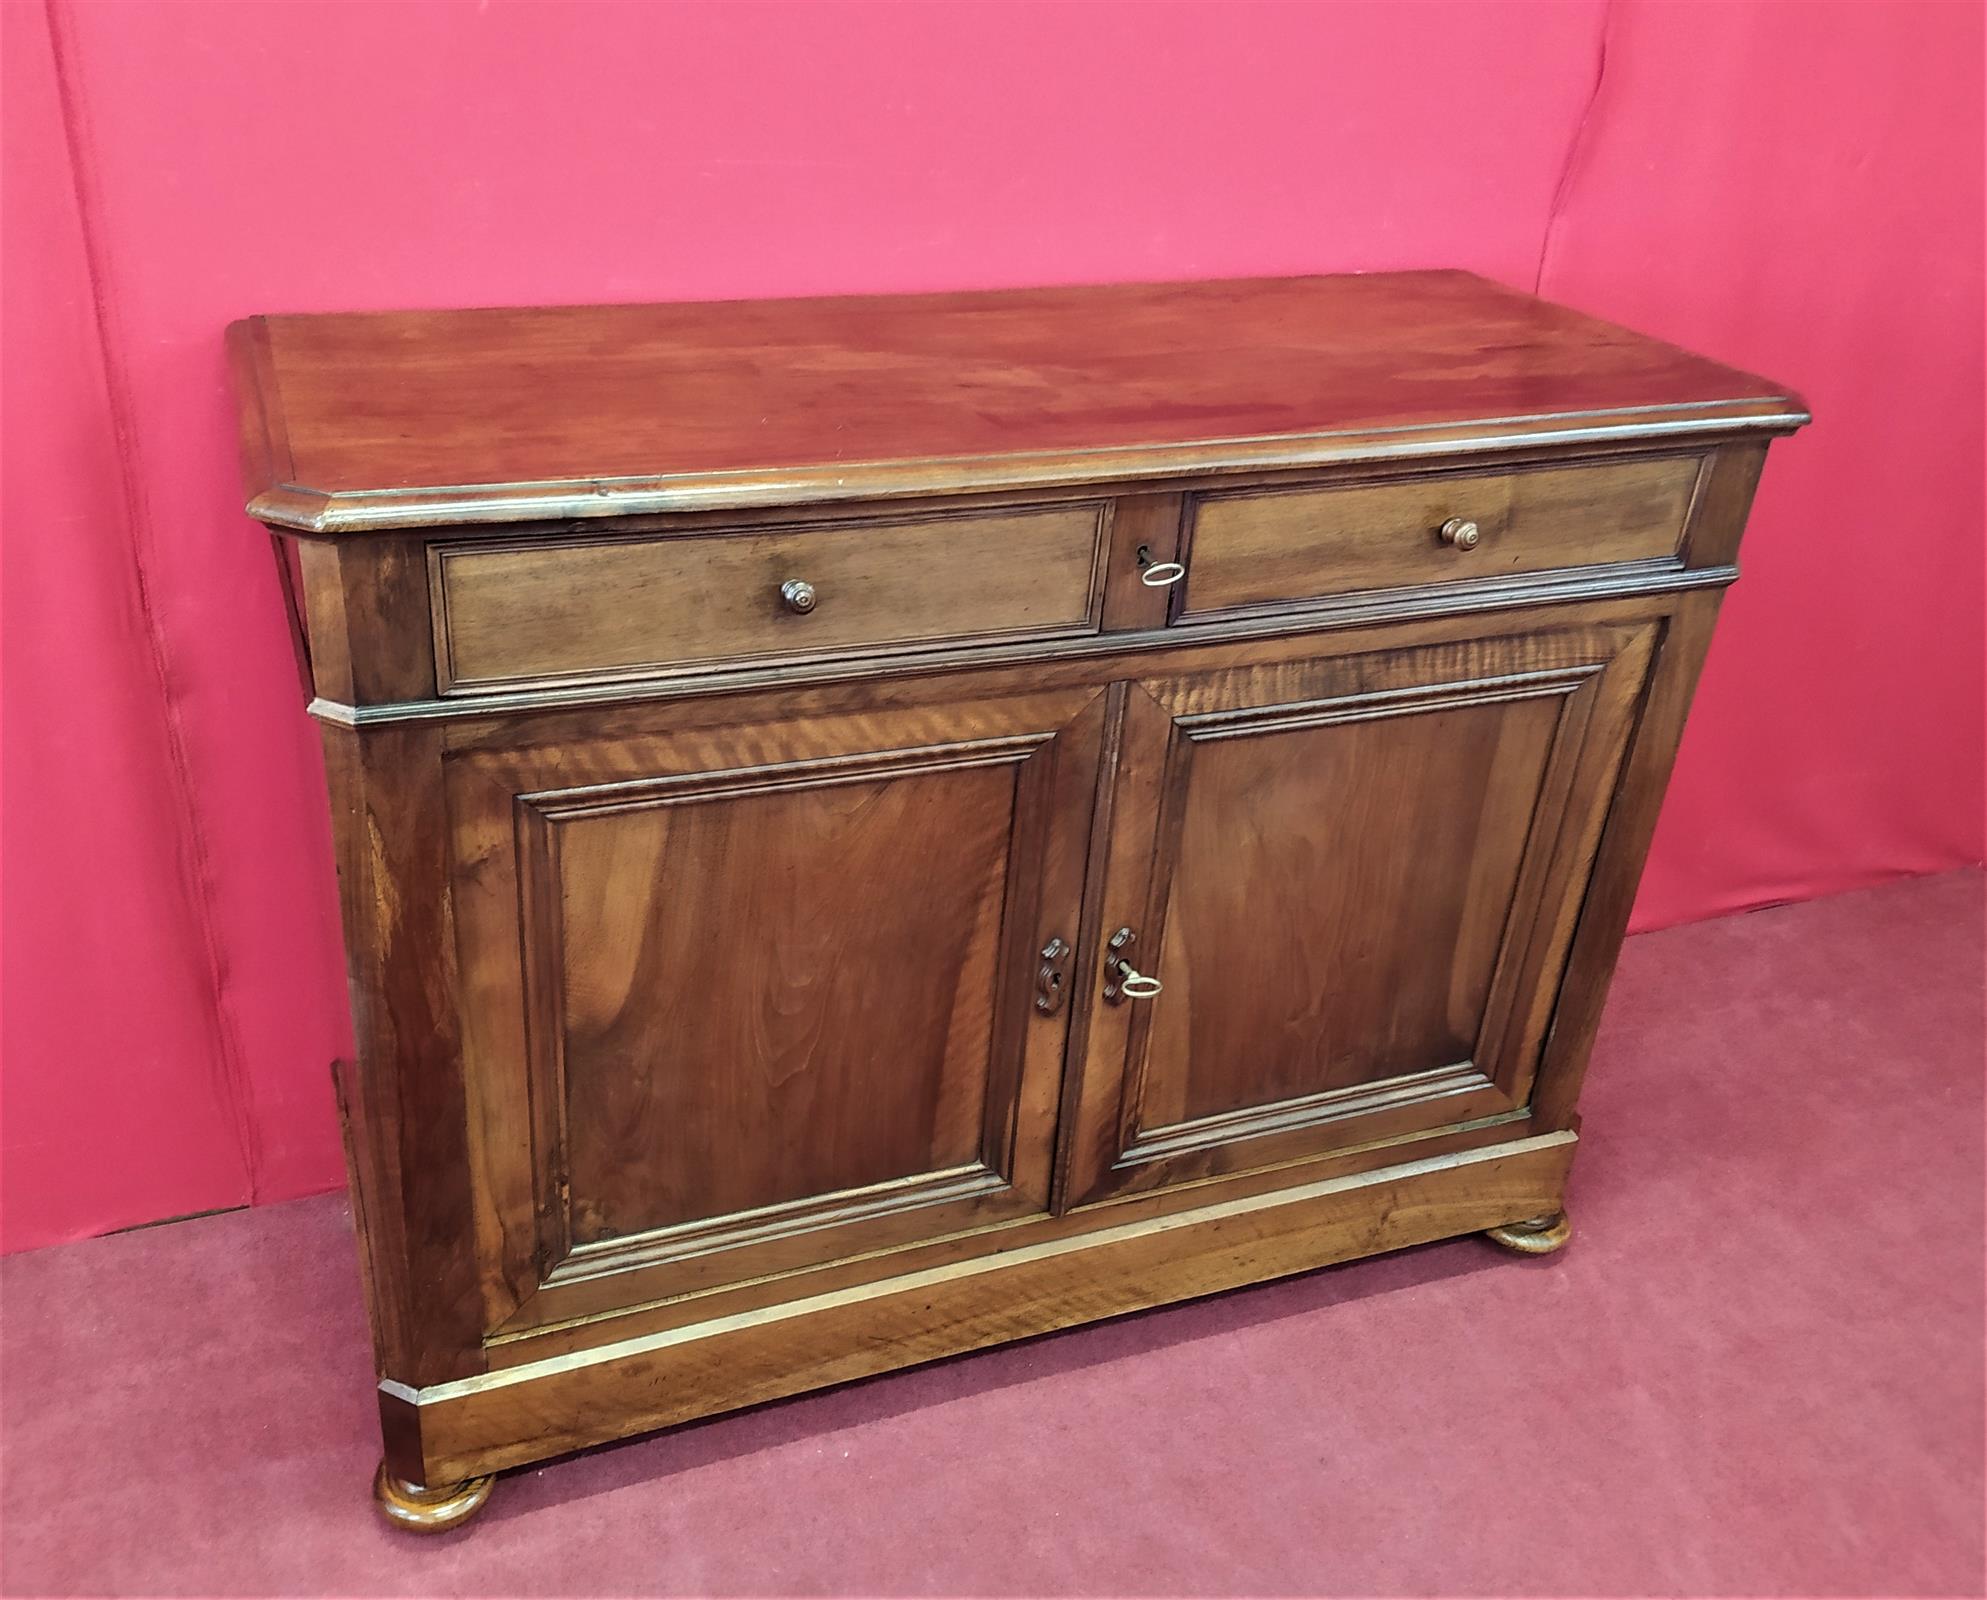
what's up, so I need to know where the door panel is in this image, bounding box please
[552,756,1015,1242]
[450,687,1105,1336]
[1060,623,1655,1207]
[1145,693,1562,1119]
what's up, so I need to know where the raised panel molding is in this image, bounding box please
[1111,665,1600,1169]
[1167,660,1604,740]
[444,689,1109,1344]
[513,738,1050,1288]
[545,1164,1010,1290]
[1119,1062,1497,1165]
[1059,623,1658,1207]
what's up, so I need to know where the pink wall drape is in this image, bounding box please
[3,0,1981,1252]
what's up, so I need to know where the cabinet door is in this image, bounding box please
[448,685,1106,1337]
[1059,622,1655,1207]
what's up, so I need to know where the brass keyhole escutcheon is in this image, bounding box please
[1102,926,1162,1004]
[1035,937,1072,1016]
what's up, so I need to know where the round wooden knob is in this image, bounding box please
[779,578,818,614]
[1439,518,1481,551]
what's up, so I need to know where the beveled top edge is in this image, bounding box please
[229,272,1808,535]
[249,401,1808,535]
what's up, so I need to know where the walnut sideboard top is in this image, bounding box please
[230,271,1806,1532]
[229,271,1804,534]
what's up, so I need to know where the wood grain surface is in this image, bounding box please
[229,273,1804,530]
[431,503,1105,691]
[240,275,1804,1512]
[1180,453,1701,619]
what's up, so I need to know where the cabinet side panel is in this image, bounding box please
[1529,589,1724,1130]
[295,539,355,705]
[300,538,438,706]
[330,1054,394,1375]
[1529,441,1772,1127]
[1678,443,1768,569]
[321,722,485,1383]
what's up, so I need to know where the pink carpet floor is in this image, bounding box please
[3,870,1982,1596]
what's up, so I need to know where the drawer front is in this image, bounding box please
[1178,455,1702,621]
[432,503,1108,692]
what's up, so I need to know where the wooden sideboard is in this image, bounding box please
[229,272,1805,1532]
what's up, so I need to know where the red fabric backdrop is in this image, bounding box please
[3,0,1981,1251]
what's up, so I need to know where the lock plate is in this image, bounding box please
[1102,926,1162,1004]
[1035,936,1072,1016]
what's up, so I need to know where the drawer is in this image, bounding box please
[1176,455,1703,621]
[431,502,1108,692]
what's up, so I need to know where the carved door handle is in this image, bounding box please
[1035,937,1072,1015]
[1102,926,1162,1003]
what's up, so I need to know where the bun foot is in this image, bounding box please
[373,1462,495,1533]
[1485,1210,1571,1256]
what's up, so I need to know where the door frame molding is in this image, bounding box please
[443,690,1109,1341]
[1057,623,1657,1208]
